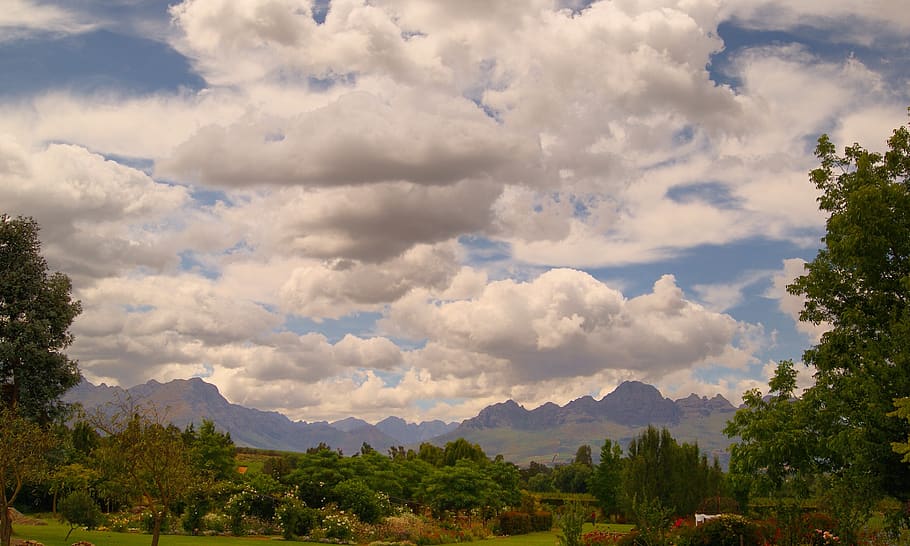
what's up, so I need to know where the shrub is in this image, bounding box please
[799,512,838,545]
[276,497,317,540]
[180,502,208,534]
[334,478,389,524]
[140,511,169,534]
[319,505,357,541]
[498,511,532,535]
[531,510,554,531]
[691,514,762,546]
[558,502,586,546]
[58,490,102,539]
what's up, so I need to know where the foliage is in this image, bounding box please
[0,215,82,425]
[574,445,594,467]
[590,439,623,515]
[531,511,554,532]
[498,511,532,535]
[628,495,671,546]
[442,438,487,466]
[0,407,55,546]
[724,360,816,498]
[890,397,910,463]
[275,497,317,540]
[690,514,762,546]
[557,502,586,546]
[58,490,102,539]
[91,403,198,546]
[334,478,389,524]
[788,117,910,501]
[418,459,499,517]
[623,426,725,517]
[316,504,356,541]
[184,420,236,482]
[554,462,593,494]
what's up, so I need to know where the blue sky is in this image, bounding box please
[2,0,908,423]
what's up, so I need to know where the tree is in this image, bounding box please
[0,215,82,424]
[787,116,910,502]
[58,489,102,540]
[93,404,197,546]
[0,407,55,546]
[590,439,623,515]
[418,460,499,517]
[622,425,722,517]
[573,444,593,467]
[890,397,910,463]
[442,437,487,466]
[724,361,817,499]
[552,462,592,493]
[185,419,236,481]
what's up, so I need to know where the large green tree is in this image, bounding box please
[0,407,55,546]
[0,215,81,424]
[724,360,817,498]
[590,438,623,515]
[93,404,198,546]
[788,115,910,500]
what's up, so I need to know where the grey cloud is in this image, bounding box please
[159,91,532,188]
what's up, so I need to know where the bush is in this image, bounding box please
[691,514,762,546]
[180,503,207,534]
[532,510,554,531]
[58,490,103,537]
[558,503,586,546]
[334,478,389,524]
[276,498,317,540]
[799,512,838,545]
[201,512,230,534]
[498,511,532,535]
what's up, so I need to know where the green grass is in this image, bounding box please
[13,518,633,546]
[12,519,314,546]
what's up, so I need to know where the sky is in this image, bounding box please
[2,0,909,424]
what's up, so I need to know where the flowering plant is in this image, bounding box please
[812,529,840,545]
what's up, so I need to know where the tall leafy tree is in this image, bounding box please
[590,439,623,515]
[724,360,817,498]
[622,426,722,516]
[0,215,82,424]
[185,419,236,481]
[788,116,910,500]
[93,404,197,546]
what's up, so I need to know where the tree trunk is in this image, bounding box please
[150,511,162,546]
[0,506,12,546]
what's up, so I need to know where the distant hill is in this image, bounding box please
[65,378,738,465]
[435,381,737,467]
[64,378,400,455]
[374,416,459,444]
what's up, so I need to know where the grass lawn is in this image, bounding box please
[12,518,634,546]
[11,519,310,546]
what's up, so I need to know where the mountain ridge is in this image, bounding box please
[65,378,737,463]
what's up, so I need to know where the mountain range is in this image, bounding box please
[65,378,738,465]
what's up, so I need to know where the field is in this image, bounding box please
[11,518,633,546]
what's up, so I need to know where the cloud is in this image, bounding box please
[722,0,910,46]
[767,258,830,342]
[159,90,536,188]
[382,269,760,384]
[278,242,463,319]
[0,138,189,282]
[0,0,96,41]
